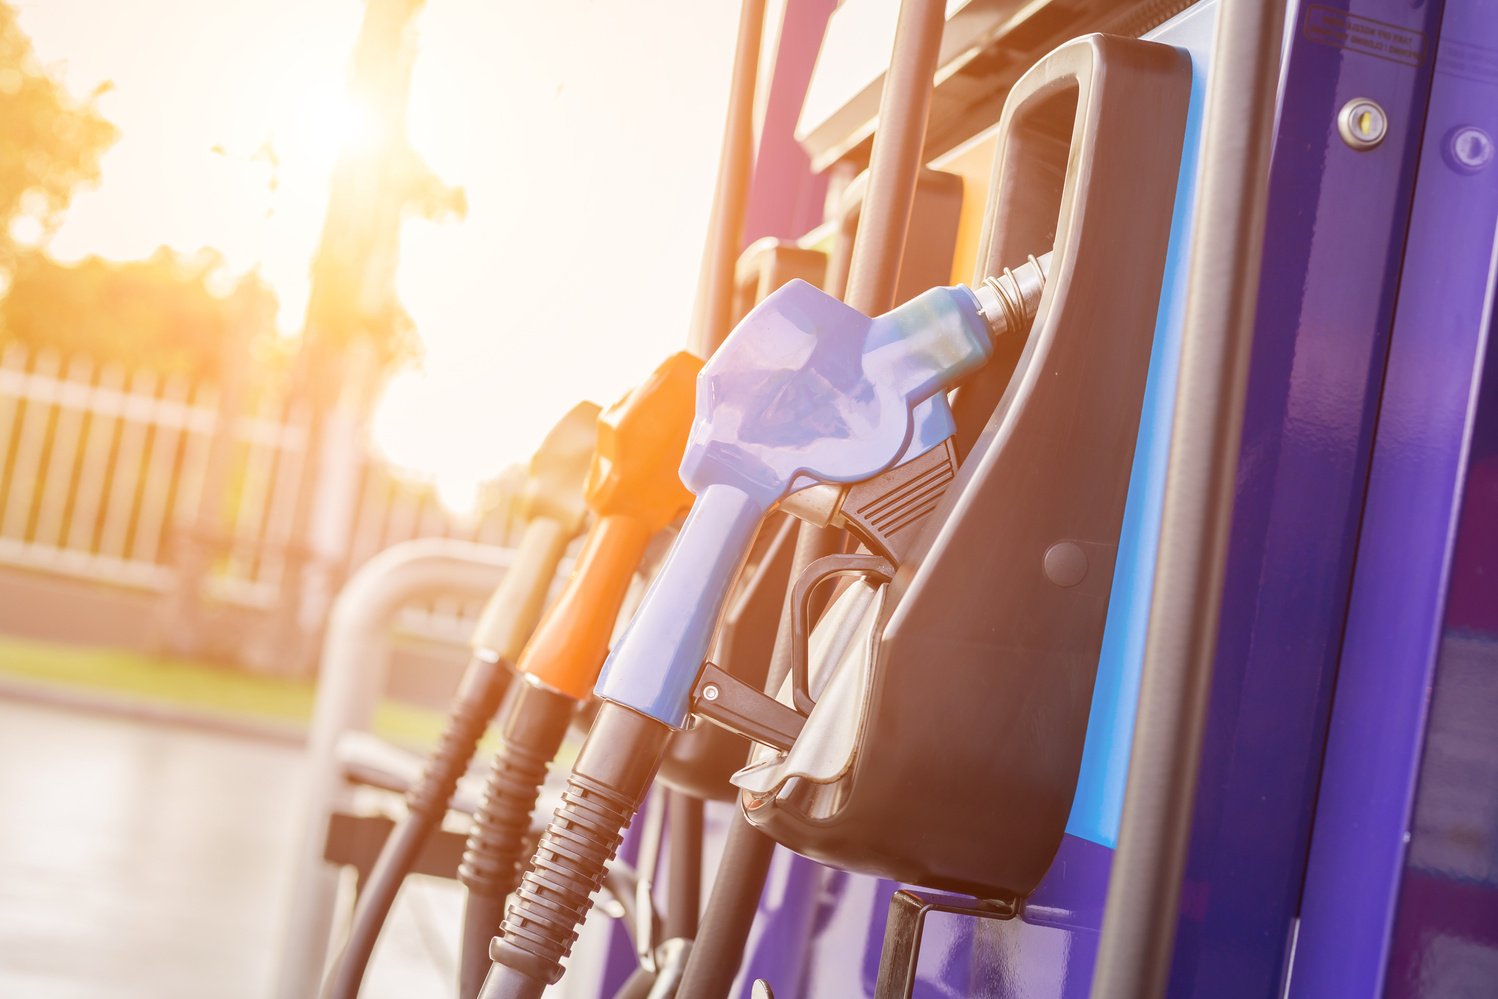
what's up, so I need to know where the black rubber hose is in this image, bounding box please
[612,967,657,999]
[675,815,775,999]
[325,653,510,999]
[678,517,845,999]
[475,969,546,999]
[462,894,509,999]
[482,702,673,998]
[457,680,577,999]
[688,0,767,357]
[664,791,704,942]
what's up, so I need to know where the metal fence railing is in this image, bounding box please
[0,341,520,657]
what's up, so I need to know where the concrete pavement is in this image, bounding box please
[0,698,462,999]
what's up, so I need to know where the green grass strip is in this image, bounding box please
[0,633,449,746]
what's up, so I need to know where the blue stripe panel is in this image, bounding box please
[1063,2,1214,848]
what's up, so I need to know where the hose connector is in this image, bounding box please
[486,704,671,993]
[459,680,576,897]
[972,252,1051,338]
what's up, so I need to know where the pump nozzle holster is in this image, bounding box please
[734,33,1192,902]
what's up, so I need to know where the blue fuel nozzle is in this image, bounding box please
[594,278,1009,727]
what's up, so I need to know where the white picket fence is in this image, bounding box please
[0,341,517,650]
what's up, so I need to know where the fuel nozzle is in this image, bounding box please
[457,353,699,999]
[469,402,601,664]
[594,270,1048,727]
[324,402,597,999]
[512,352,701,701]
[482,261,1049,999]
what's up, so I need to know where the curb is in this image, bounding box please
[0,675,309,747]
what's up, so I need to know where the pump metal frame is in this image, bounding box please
[274,538,514,999]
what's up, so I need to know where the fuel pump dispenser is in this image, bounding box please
[479,262,1049,999]
[740,32,1190,901]
[454,352,701,999]
[325,401,599,999]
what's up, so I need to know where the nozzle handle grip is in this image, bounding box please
[516,513,654,700]
[595,484,766,727]
[470,516,574,663]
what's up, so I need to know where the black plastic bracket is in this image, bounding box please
[691,662,807,753]
[872,890,1020,999]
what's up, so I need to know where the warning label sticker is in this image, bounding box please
[1438,38,1498,86]
[1303,5,1427,68]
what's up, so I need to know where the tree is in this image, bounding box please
[0,247,279,381]
[0,6,277,381]
[0,0,118,265]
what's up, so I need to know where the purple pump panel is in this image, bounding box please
[740,0,838,245]
[1170,0,1446,994]
[719,0,1497,996]
[1386,308,1498,996]
[1294,0,1498,988]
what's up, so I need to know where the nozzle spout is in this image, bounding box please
[972,251,1052,338]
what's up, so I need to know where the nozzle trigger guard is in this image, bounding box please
[788,553,896,715]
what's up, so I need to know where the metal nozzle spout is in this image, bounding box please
[973,251,1052,338]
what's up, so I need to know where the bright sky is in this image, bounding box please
[16,0,750,513]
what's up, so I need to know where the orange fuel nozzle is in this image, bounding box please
[515,351,701,699]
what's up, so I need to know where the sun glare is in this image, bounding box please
[370,366,501,520]
[282,90,382,175]
[21,0,740,517]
